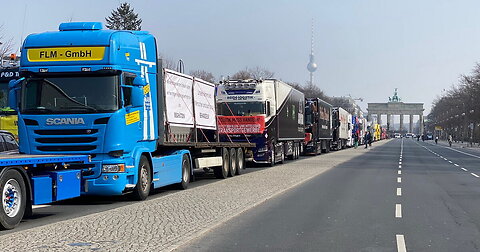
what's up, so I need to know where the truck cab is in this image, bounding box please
[217,79,304,165]
[0,67,20,137]
[11,22,158,197]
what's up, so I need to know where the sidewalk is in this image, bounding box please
[1,140,392,252]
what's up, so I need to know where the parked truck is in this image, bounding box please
[332,107,350,150]
[0,67,19,136]
[303,98,332,154]
[9,22,253,203]
[0,154,90,229]
[216,79,305,166]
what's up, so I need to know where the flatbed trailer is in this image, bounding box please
[0,154,89,229]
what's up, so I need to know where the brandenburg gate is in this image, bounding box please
[367,89,424,134]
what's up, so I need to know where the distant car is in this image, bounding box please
[394,133,401,138]
[426,134,433,140]
[405,133,414,138]
[0,130,18,154]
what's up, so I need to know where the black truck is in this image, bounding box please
[303,98,333,154]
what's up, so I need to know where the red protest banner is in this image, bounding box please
[217,116,265,134]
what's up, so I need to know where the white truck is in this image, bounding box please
[332,107,351,150]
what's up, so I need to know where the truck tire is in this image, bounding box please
[269,147,275,167]
[279,146,285,164]
[235,148,245,175]
[131,156,151,201]
[0,169,26,230]
[214,148,229,179]
[228,148,237,177]
[174,154,191,190]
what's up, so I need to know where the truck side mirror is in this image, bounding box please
[8,78,24,111]
[133,76,146,86]
[131,87,144,107]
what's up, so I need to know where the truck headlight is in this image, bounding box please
[102,164,125,173]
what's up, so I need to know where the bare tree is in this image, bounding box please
[248,66,274,79]
[105,2,142,30]
[231,66,274,80]
[231,69,251,80]
[0,24,14,64]
[189,70,215,83]
[158,54,177,70]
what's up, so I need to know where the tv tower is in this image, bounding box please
[307,20,317,85]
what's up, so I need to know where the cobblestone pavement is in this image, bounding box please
[2,140,390,252]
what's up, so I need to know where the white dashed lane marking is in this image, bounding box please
[398,170,402,175]
[396,234,407,252]
[397,188,402,196]
[454,164,459,167]
[395,204,402,218]
[462,168,468,172]
[471,173,479,178]
[397,177,402,183]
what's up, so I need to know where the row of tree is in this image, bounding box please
[428,63,480,142]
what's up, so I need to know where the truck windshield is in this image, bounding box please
[0,81,15,115]
[305,107,312,124]
[218,102,265,116]
[21,75,119,114]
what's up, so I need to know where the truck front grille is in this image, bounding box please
[35,137,96,144]
[33,129,99,153]
[34,129,98,135]
[37,146,96,152]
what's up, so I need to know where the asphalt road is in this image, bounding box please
[179,139,480,252]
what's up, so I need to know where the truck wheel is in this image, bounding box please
[235,148,245,175]
[215,148,229,179]
[131,156,151,201]
[228,148,237,177]
[269,147,275,167]
[0,169,26,230]
[174,154,191,190]
[279,146,285,164]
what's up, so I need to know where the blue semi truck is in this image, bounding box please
[8,22,252,204]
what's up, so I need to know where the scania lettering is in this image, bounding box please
[217,79,305,166]
[46,118,86,125]
[10,22,253,202]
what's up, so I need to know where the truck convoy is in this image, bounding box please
[0,67,19,136]
[0,21,381,230]
[303,98,332,154]
[332,107,350,150]
[8,22,254,205]
[216,79,305,166]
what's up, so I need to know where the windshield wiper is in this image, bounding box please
[23,107,54,114]
[37,79,98,111]
[61,106,98,112]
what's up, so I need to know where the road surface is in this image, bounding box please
[179,139,480,252]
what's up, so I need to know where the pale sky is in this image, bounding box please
[3,0,480,114]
